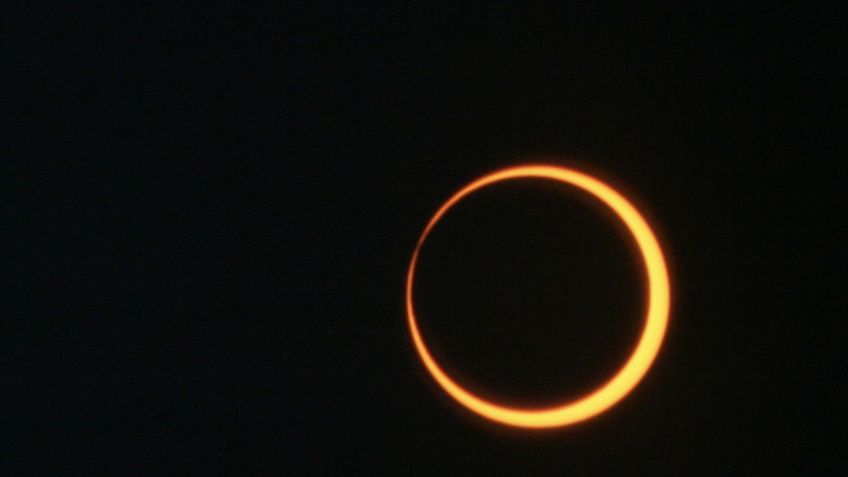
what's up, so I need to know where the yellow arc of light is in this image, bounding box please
[405,164,671,429]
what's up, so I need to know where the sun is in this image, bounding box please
[405,164,671,428]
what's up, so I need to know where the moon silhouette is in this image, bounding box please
[405,164,671,429]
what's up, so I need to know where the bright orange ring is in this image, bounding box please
[405,164,670,428]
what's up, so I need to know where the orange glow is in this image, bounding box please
[405,164,671,429]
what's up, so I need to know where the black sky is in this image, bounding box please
[6,3,846,474]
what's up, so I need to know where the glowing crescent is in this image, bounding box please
[405,164,671,428]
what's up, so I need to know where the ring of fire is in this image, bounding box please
[405,164,670,428]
